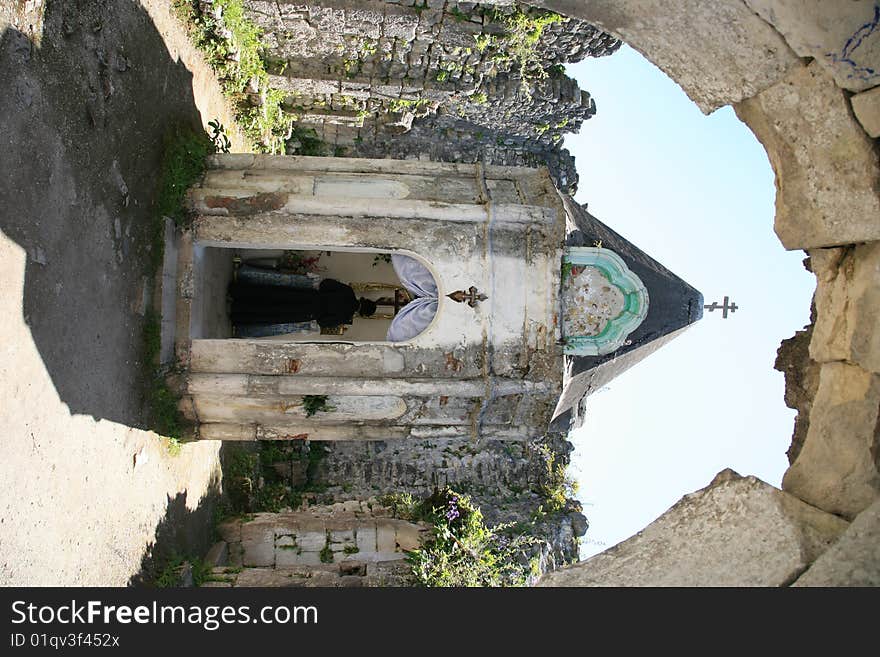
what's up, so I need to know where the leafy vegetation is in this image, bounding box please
[155,124,215,228]
[386,488,543,587]
[255,481,302,513]
[172,0,304,154]
[387,97,432,115]
[475,7,565,95]
[289,125,333,156]
[153,554,213,588]
[319,539,334,564]
[142,309,186,444]
[532,442,580,519]
[223,447,260,512]
[221,440,329,514]
[208,119,232,153]
[377,491,420,520]
[302,395,333,417]
[447,6,470,23]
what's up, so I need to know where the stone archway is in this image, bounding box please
[522,0,880,584]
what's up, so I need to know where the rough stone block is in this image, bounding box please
[234,568,302,587]
[376,521,397,552]
[537,470,848,587]
[352,551,406,563]
[809,242,880,374]
[851,85,880,138]
[543,0,798,113]
[744,0,880,92]
[794,497,880,586]
[774,322,820,465]
[355,524,377,552]
[735,61,880,249]
[782,362,880,519]
[393,521,423,551]
[204,541,228,567]
[276,547,319,567]
[301,571,339,587]
[241,520,276,567]
[338,575,365,587]
[296,531,328,552]
[328,528,355,544]
[339,561,366,577]
[340,500,363,513]
[275,534,297,548]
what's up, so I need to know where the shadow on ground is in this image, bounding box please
[128,472,224,587]
[0,0,204,429]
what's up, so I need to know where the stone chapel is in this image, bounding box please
[162,153,702,442]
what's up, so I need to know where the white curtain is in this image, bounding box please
[386,255,438,342]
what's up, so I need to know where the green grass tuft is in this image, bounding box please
[156,125,214,226]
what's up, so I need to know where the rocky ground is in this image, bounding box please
[0,0,242,586]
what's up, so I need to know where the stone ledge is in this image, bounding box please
[537,469,848,587]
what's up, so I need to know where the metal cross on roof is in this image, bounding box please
[704,296,738,318]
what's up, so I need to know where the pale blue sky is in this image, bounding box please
[563,45,816,558]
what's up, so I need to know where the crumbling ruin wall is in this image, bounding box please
[242,433,587,574]
[235,0,619,192]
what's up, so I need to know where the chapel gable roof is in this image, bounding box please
[551,197,703,431]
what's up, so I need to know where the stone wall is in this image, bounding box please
[206,430,587,585]
[231,0,620,192]
[205,501,422,586]
[341,75,585,191]
[255,432,586,574]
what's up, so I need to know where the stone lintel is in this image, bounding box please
[187,373,548,397]
[188,339,484,378]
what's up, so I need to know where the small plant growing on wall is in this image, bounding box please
[403,488,544,587]
[319,535,334,563]
[302,395,333,417]
[208,118,232,153]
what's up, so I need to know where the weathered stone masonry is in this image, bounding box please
[235,0,620,191]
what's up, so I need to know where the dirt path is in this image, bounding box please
[0,0,243,586]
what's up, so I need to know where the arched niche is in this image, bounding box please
[190,244,441,345]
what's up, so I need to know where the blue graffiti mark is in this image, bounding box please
[826,3,879,83]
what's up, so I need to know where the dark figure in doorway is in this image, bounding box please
[229,278,377,328]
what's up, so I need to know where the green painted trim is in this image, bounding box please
[561,247,649,356]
